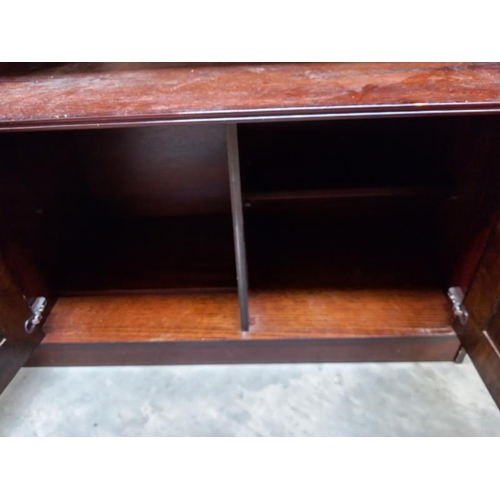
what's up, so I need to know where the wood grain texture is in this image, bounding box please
[43,293,241,342]
[42,287,453,344]
[249,289,454,337]
[1,63,500,131]
[455,217,500,407]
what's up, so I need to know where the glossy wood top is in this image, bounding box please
[1,63,500,130]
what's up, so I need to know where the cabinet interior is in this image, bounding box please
[0,115,498,357]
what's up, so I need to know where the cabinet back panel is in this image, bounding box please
[73,125,231,217]
[239,117,458,194]
[60,215,236,294]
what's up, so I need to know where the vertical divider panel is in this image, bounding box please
[226,124,250,333]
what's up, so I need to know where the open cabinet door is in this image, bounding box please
[0,131,72,394]
[0,254,46,393]
[455,217,500,408]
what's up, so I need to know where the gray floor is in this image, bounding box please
[1,356,499,436]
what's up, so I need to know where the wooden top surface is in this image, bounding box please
[1,62,500,130]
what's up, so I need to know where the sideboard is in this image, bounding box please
[1,63,499,407]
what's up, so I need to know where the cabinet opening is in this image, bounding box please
[238,117,457,207]
[239,116,500,339]
[0,125,242,343]
[1,115,498,364]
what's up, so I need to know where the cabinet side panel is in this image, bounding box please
[0,130,84,391]
[456,218,500,407]
[0,131,85,300]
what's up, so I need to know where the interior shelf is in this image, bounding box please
[243,186,455,211]
[40,286,453,347]
[244,207,453,336]
[6,113,496,368]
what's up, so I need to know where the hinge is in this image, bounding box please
[24,296,47,334]
[447,287,469,325]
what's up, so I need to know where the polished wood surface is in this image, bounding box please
[31,287,458,366]
[1,63,500,131]
[455,218,500,407]
[249,289,453,337]
[41,287,453,344]
[43,293,240,342]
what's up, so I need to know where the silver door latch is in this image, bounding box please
[447,287,469,325]
[25,296,47,334]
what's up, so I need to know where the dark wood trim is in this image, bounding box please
[456,316,500,406]
[244,186,454,204]
[227,124,249,332]
[456,218,500,407]
[26,333,460,367]
[3,106,500,133]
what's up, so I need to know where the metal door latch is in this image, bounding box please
[0,337,6,347]
[447,287,469,325]
[25,297,47,334]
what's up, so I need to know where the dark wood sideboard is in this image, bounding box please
[1,63,500,407]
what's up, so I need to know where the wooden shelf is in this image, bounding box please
[244,186,455,210]
[28,286,458,366]
[248,288,454,337]
[32,207,460,363]
[41,288,454,343]
[42,293,241,343]
[1,63,500,130]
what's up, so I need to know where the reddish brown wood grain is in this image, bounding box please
[1,63,500,130]
[32,287,459,366]
[42,287,453,343]
[249,289,454,338]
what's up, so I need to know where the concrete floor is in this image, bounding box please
[0,356,499,436]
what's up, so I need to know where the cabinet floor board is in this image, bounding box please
[27,287,459,366]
